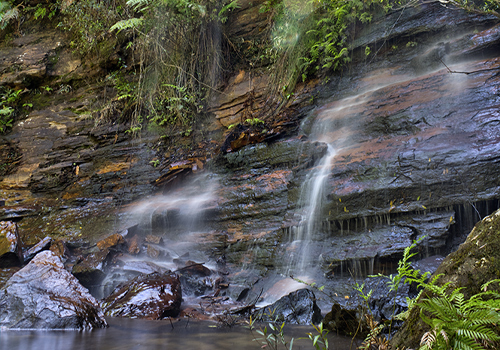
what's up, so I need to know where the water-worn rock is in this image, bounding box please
[176,261,215,296]
[102,272,182,319]
[0,250,107,329]
[391,208,500,349]
[255,288,322,325]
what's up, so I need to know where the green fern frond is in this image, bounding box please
[0,7,18,29]
[457,325,500,342]
[453,336,484,350]
[109,17,144,32]
[126,0,152,11]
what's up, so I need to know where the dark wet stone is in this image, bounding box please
[176,261,214,296]
[102,272,182,319]
[255,288,322,325]
[323,302,361,336]
[225,269,261,302]
[72,233,126,290]
[23,236,52,262]
[0,221,23,267]
[324,274,423,337]
[0,250,107,329]
[72,249,110,289]
[178,260,212,277]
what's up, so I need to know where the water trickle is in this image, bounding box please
[99,175,219,300]
[286,144,336,274]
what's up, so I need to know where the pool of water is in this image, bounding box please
[1,318,360,350]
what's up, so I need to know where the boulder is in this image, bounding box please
[102,272,182,319]
[0,250,107,329]
[324,276,416,337]
[255,288,322,325]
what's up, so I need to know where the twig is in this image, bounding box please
[440,59,500,75]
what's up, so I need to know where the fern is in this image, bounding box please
[418,280,500,350]
[109,17,144,32]
[0,1,19,30]
[125,0,151,11]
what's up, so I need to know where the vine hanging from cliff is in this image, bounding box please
[108,0,237,132]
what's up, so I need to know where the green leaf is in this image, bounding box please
[109,17,144,32]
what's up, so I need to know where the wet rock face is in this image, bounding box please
[201,4,500,284]
[311,4,500,223]
[102,272,182,319]
[0,250,107,329]
[255,289,322,325]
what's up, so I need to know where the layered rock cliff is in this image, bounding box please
[0,0,499,314]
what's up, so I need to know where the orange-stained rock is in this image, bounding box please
[126,234,142,255]
[96,233,125,250]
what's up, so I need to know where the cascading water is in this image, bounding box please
[286,144,336,274]
[261,76,412,305]
[97,174,219,299]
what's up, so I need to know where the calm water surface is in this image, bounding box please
[1,318,360,350]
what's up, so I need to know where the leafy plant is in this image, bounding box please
[355,237,500,350]
[59,0,129,56]
[0,87,21,133]
[0,0,19,30]
[418,279,500,350]
[246,311,294,350]
[359,313,390,350]
[108,0,237,132]
[439,0,500,18]
[0,106,14,133]
[218,0,240,23]
[245,117,265,126]
[305,322,329,350]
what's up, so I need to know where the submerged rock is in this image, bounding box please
[0,250,107,329]
[102,272,182,319]
[255,288,322,325]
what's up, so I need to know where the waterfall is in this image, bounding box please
[286,144,336,274]
[96,175,218,299]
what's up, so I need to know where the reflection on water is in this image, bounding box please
[1,318,359,350]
